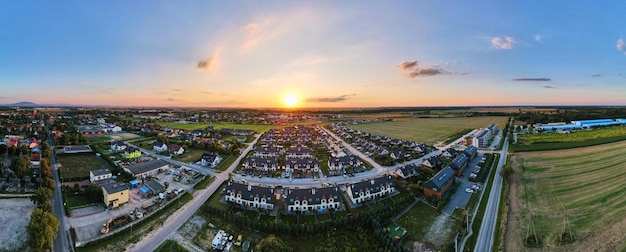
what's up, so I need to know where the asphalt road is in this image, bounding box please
[48,131,70,252]
[474,139,509,252]
[130,134,260,251]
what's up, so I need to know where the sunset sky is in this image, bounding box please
[2,1,626,108]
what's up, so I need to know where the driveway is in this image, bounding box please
[442,153,486,214]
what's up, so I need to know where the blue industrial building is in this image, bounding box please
[539,119,626,131]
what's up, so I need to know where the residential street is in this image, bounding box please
[474,139,509,252]
[129,134,260,252]
[48,128,70,252]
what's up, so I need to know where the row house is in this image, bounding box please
[327,155,363,172]
[252,147,281,158]
[441,148,459,159]
[224,181,274,210]
[346,176,395,205]
[449,154,469,177]
[424,166,456,200]
[422,156,442,169]
[284,158,320,173]
[242,157,279,171]
[286,187,341,213]
[285,146,313,159]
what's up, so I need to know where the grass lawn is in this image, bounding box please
[172,149,206,163]
[397,201,461,249]
[345,116,509,145]
[66,194,101,209]
[85,135,111,144]
[154,240,189,252]
[206,181,230,212]
[56,153,116,180]
[510,140,626,249]
[214,155,237,172]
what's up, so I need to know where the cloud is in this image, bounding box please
[200,90,213,94]
[167,98,176,101]
[305,94,355,103]
[100,88,116,94]
[197,48,222,71]
[397,61,419,71]
[172,88,182,92]
[0,96,8,99]
[591,74,601,77]
[396,60,468,78]
[491,36,516,49]
[512,78,551,82]
[534,35,542,42]
[617,39,626,54]
[543,85,556,89]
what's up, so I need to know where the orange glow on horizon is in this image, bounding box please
[283,94,299,108]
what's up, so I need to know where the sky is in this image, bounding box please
[2,1,626,108]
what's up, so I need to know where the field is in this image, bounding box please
[0,199,35,251]
[514,126,626,151]
[397,201,460,250]
[158,122,282,133]
[172,149,206,163]
[506,141,626,251]
[56,153,116,180]
[345,116,508,145]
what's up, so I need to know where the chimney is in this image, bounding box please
[248,184,252,191]
[312,188,316,195]
[371,180,375,185]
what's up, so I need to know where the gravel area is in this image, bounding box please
[0,198,36,251]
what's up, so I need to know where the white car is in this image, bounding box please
[465,188,474,193]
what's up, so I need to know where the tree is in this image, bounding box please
[31,187,53,207]
[43,177,56,190]
[27,208,59,251]
[40,158,52,179]
[40,142,51,153]
[20,144,29,155]
[156,135,169,145]
[42,150,52,160]
[0,144,7,155]
[84,184,103,202]
[12,155,29,179]
[8,145,17,156]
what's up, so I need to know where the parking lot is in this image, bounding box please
[442,153,487,214]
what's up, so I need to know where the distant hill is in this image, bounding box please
[3,101,39,107]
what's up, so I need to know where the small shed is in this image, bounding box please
[139,186,151,196]
[130,180,141,188]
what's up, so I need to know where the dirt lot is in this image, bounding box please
[0,198,36,251]
[505,143,626,252]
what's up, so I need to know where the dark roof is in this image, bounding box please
[424,156,441,166]
[125,160,169,175]
[398,164,419,178]
[102,182,129,194]
[349,176,394,198]
[444,148,458,156]
[96,178,116,186]
[244,157,278,167]
[145,180,165,194]
[424,166,455,191]
[286,187,341,205]
[225,181,273,202]
[91,169,111,176]
[328,155,361,167]
[285,158,319,169]
[202,153,220,162]
[449,154,469,170]
[463,146,477,157]
[154,141,166,147]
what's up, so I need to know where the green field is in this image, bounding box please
[397,201,461,249]
[56,153,116,180]
[512,141,626,250]
[158,122,283,133]
[345,116,508,145]
[514,126,626,151]
[172,149,206,163]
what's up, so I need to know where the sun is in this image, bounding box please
[284,94,299,107]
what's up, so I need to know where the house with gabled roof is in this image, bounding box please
[346,175,395,205]
[124,159,169,179]
[224,181,274,210]
[252,147,281,158]
[242,157,279,171]
[441,148,458,159]
[327,155,362,172]
[153,141,167,152]
[390,150,408,160]
[422,156,442,169]
[110,140,127,152]
[201,153,222,167]
[424,166,456,200]
[284,158,320,174]
[285,146,313,159]
[286,187,341,213]
[396,163,419,179]
[168,144,184,155]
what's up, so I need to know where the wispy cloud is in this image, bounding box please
[172,88,182,92]
[591,74,601,77]
[100,88,116,94]
[396,60,468,78]
[617,39,626,54]
[167,98,176,101]
[197,48,222,71]
[534,35,542,42]
[200,90,213,94]
[512,78,551,82]
[543,85,556,89]
[305,94,355,103]
[492,36,516,49]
